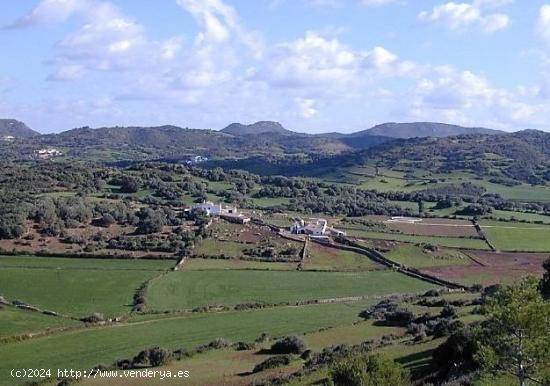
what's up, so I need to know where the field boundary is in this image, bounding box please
[332,238,469,290]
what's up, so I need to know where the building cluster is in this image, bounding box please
[185,155,208,165]
[290,218,346,237]
[192,201,250,224]
[35,148,63,159]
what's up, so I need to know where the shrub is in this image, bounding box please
[270,336,307,354]
[329,353,411,386]
[133,347,171,367]
[233,341,256,351]
[255,332,271,343]
[252,355,292,373]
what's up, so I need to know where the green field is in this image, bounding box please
[146,270,436,311]
[0,256,172,318]
[386,244,472,268]
[193,239,249,257]
[349,230,490,249]
[0,301,376,384]
[304,243,381,271]
[183,257,297,271]
[480,221,550,252]
[487,210,550,224]
[0,306,79,339]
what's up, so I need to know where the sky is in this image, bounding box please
[1,0,550,134]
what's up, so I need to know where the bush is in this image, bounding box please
[329,353,411,386]
[270,336,307,354]
[255,332,271,343]
[440,305,458,319]
[133,347,171,367]
[233,341,256,351]
[252,355,292,373]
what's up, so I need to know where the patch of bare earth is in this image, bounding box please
[421,251,548,285]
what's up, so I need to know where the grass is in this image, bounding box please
[480,221,550,252]
[0,306,79,339]
[386,244,472,268]
[81,347,301,386]
[193,239,249,257]
[0,300,375,383]
[0,256,171,318]
[487,210,550,224]
[304,243,381,271]
[302,320,404,351]
[183,257,297,271]
[146,270,436,311]
[0,256,175,270]
[250,196,291,208]
[349,230,490,250]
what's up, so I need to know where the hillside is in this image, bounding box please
[350,130,550,184]
[221,121,295,136]
[0,119,40,138]
[358,122,503,138]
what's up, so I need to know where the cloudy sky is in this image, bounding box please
[1,0,550,133]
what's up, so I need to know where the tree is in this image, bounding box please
[538,258,550,299]
[329,353,411,386]
[135,208,165,234]
[477,277,550,386]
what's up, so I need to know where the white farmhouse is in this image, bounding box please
[290,218,328,236]
[290,218,346,237]
[192,201,250,223]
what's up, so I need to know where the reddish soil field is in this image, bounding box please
[237,225,274,243]
[421,250,548,285]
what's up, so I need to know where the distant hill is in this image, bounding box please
[221,121,295,136]
[356,122,503,139]
[0,119,40,138]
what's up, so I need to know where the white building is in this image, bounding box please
[290,218,346,237]
[290,218,328,236]
[193,201,224,216]
[193,201,251,224]
[36,148,63,159]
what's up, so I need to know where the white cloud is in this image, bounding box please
[176,0,263,58]
[295,98,318,118]
[418,2,510,33]
[259,32,359,89]
[537,5,550,43]
[7,0,89,28]
[13,0,185,80]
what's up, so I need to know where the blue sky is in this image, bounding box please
[1,0,550,133]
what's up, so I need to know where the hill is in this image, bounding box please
[357,122,503,139]
[0,119,40,139]
[221,121,295,136]
[346,130,550,184]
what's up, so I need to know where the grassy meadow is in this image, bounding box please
[146,270,436,311]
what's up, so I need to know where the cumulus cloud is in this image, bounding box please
[295,98,318,118]
[176,0,263,57]
[418,1,510,33]
[12,0,185,80]
[537,5,550,44]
